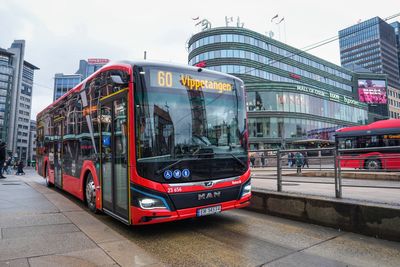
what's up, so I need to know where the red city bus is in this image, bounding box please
[36,61,251,225]
[335,119,400,170]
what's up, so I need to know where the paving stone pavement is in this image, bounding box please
[0,169,163,267]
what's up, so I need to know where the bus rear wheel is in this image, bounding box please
[365,159,381,170]
[45,166,53,187]
[85,173,97,213]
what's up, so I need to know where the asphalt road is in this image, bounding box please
[94,207,400,267]
[17,168,400,267]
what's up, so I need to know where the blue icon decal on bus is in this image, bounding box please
[173,169,182,179]
[182,169,190,178]
[164,170,173,180]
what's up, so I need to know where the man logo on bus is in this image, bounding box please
[198,191,221,200]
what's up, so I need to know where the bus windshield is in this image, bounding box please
[134,66,248,183]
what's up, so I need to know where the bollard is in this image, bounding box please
[277,149,282,192]
[319,155,322,171]
[334,149,342,198]
[338,154,342,198]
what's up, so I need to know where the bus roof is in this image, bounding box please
[335,119,400,137]
[37,60,243,119]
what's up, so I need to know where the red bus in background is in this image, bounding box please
[36,61,251,225]
[335,119,400,170]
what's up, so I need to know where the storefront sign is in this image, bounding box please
[296,85,364,108]
[296,85,327,97]
[87,58,110,65]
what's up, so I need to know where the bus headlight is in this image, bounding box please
[138,197,168,210]
[132,187,171,210]
[241,180,251,197]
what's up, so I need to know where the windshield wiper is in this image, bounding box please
[154,152,246,175]
[155,159,185,175]
[155,152,215,175]
[218,152,247,168]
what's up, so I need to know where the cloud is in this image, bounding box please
[1,0,399,120]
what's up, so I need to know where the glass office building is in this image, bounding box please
[53,73,82,101]
[1,40,39,162]
[391,21,400,77]
[339,17,400,89]
[53,58,109,101]
[0,48,14,143]
[188,27,371,149]
[75,58,110,78]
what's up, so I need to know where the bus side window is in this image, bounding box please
[345,139,352,149]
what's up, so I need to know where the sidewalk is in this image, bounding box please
[0,168,163,267]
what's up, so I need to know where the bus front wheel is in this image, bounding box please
[365,159,381,170]
[85,173,97,213]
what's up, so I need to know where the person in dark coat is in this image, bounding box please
[302,152,309,168]
[288,152,294,167]
[250,153,256,167]
[0,141,6,178]
[16,161,25,175]
[261,152,266,167]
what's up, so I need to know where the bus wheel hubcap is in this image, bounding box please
[368,161,378,169]
[86,179,96,206]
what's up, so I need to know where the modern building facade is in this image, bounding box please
[53,73,81,101]
[391,21,400,77]
[388,86,400,118]
[187,26,381,149]
[339,17,400,119]
[0,40,39,162]
[339,17,400,89]
[28,120,36,166]
[0,48,14,143]
[76,58,110,78]
[53,58,109,101]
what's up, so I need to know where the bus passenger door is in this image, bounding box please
[100,91,129,222]
[54,119,63,188]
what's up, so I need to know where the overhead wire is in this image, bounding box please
[240,12,400,75]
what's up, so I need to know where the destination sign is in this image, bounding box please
[384,134,400,139]
[149,69,234,94]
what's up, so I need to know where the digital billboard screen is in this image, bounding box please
[358,79,387,104]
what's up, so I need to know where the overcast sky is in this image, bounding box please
[1,0,399,119]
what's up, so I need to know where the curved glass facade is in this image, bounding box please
[248,117,339,140]
[191,50,352,91]
[188,27,368,148]
[189,32,353,89]
[247,91,367,123]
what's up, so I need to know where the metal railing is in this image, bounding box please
[249,146,400,200]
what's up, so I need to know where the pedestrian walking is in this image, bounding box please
[261,152,266,167]
[288,152,294,167]
[5,157,12,175]
[0,141,6,179]
[255,152,262,168]
[250,153,256,167]
[295,151,304,175]
[302,152,309,168]
[16,161,25,175]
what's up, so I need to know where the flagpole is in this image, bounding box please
[284,18,287,43]
[278,23,281,41]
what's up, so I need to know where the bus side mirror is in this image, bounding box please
[110,75,126,85]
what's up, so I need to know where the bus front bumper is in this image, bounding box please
[131,195,251,225]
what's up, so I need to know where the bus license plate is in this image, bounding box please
[196,205,221,217]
